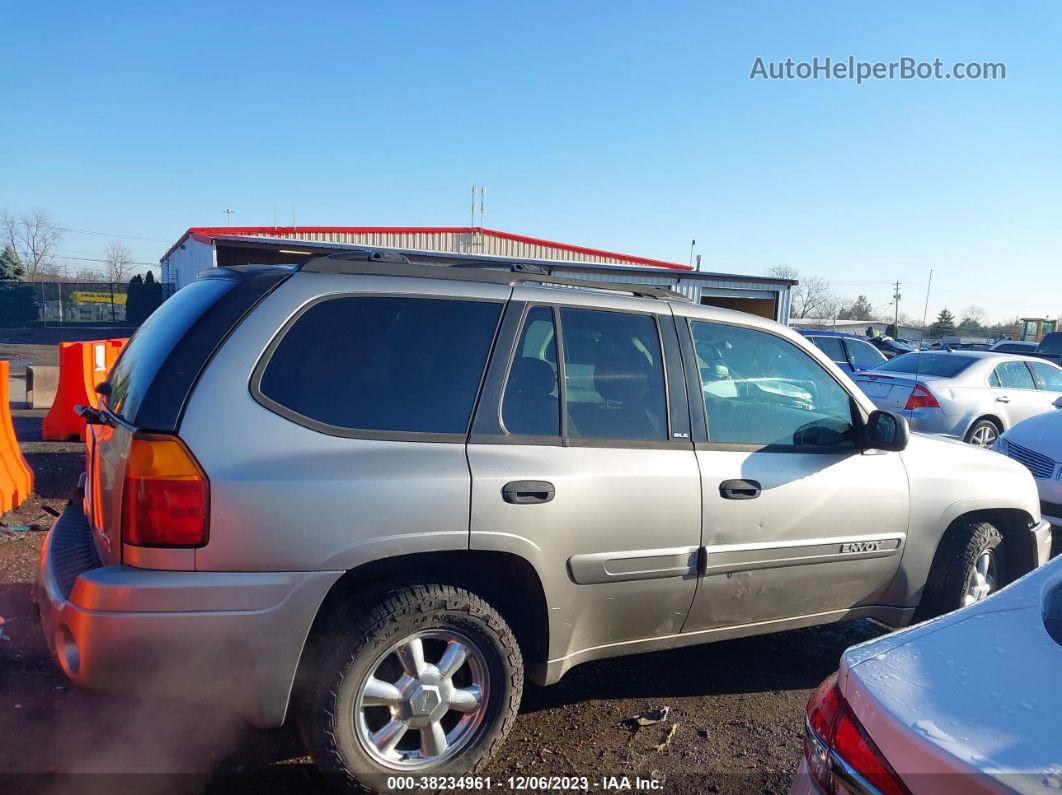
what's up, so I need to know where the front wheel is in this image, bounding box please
[300,583,523,793]
[916,519,1005,621]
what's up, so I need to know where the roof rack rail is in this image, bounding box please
[295,248,688,301]
[298,250,690,301]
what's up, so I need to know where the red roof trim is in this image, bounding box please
[162,226,692,271]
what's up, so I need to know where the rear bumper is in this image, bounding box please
[37,503,341,727]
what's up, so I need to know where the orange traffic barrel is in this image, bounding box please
[0,360,34,513]
[42,338,128,442]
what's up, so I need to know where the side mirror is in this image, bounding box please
[1054,396,1062,410]
[864,410,910,452]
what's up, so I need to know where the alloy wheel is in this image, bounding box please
[963,549,997,606]
[353,629,489,770]
[969,424,998,448]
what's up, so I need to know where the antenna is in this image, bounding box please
[689,239,696,267]
[480,185,486,230]
[918,270,933,348]
[911,268,934,407]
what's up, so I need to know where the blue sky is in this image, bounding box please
[3,1,1060,323]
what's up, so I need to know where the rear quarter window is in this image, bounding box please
[108,279,236,424]
[254,296,503,437]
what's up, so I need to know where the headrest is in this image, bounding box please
[594,350,649,403]
[508,357,556,397]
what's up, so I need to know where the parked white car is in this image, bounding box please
[996,397,1062,530]
[853,351,1062,447]
[792,555,1062,795]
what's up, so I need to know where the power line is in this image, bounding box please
[55,226,172,242]
[54,254,158,266]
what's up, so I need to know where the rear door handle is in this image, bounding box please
[996,396,1010,403]
[502,480,555,504]
[719,479,761,500]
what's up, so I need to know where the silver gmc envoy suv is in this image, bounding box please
[38,252,1052,791]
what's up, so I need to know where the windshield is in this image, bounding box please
[873,352,978,378]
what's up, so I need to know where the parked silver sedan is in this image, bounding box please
[852,351,1062,447]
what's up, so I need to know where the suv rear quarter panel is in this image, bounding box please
[179,271,511,572]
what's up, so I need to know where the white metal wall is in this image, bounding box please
[162,238,215,290]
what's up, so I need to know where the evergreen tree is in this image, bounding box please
[126,273,144,323]
[838,294,875,321]
[126,271,162,325]
[0,245,24,280]
[930,308,956,337]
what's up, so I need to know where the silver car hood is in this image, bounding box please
[841,559,1062,787]
[1003,410,1062,463]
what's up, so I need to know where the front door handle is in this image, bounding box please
[502,480,555,504]
[719,479,761,500]
[996,396,1010,403]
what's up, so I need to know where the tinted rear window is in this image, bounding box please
[875,353,978,378]
[256,296,502,436]
[108,279,236,423]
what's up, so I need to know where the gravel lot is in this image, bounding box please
[0,379,887,795]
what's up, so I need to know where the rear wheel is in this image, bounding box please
[299,583,523,793]
[964,419,1001,448]
[916,519,1005,621]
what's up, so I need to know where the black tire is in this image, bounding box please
[915,519,1005,622]
[964,418,1001,448]
[298,582,523,794]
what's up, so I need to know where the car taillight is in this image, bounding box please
[803,675,909,795]
[904,383,939,410]
[122,432,208,547]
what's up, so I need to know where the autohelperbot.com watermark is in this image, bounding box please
[749,56,1006,84]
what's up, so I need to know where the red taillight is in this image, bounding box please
[803,674,909,795]
[121,433,209,547]
[904,383,940,410]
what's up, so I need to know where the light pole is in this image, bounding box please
[223,208,235,226]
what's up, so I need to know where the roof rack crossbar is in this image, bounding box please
[298,251,690,301]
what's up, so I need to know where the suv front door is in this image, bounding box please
[467,288,701,672]
[679,315,910,632]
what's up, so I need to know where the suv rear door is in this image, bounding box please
[467,287,701,668]
[676,312,909,631]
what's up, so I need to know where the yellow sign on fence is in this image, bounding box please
[70,291,127,305]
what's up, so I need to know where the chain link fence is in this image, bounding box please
[0,280,175,327]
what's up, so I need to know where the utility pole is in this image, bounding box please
[892,281,902,332]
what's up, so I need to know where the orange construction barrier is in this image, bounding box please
[42,338,128,442]
[0,360,34,513]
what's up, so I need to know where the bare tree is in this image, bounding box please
[104,241,135,283]
[767,266,839,320]
[766,264,799,282]
[961,305,987,327]
[71,265,107,282]
[1,208,64,279]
